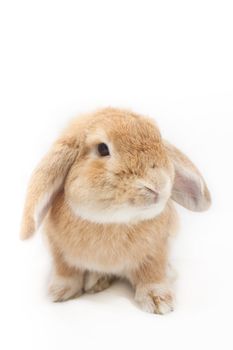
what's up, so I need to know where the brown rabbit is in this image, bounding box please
[20,108,211,314]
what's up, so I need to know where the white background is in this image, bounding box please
[0,1,233,349]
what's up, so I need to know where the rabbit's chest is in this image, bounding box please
[62,224,157,274]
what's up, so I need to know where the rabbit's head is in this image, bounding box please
[20,108,211,239]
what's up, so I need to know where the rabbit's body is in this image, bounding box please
[45,191,178,276]
[21,108,211,314]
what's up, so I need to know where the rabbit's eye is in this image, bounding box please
[97,143,110,157]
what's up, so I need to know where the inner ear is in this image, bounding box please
[34,177,64,229]
[172,165,204,211]
[164,140,211,212]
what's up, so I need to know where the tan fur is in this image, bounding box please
[20,107,211,314]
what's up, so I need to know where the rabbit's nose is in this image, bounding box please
[144,186,159,202]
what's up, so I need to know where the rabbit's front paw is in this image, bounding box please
[135,283,174,315]
[48,273,84,302]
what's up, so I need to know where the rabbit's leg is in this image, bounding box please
[84,271,115,293]
[129,256,174,314]
[48,249,84,302]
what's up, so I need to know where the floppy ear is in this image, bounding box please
[20,135,80,240]
[164,141,211,212]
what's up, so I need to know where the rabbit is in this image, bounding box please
[20,107,211,314]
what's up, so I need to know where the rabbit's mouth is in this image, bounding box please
[69,200,168,224]
[67,170,172,225]
[68,186,171,225]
